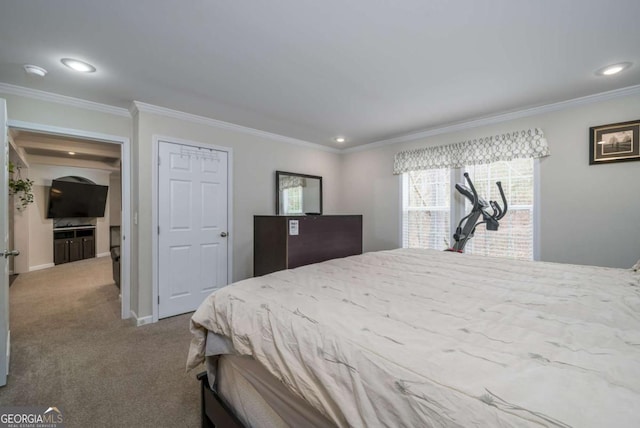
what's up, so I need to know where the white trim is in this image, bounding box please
[344,84,640,153]
[5,330,9,375]
[7,120,132,321]
[152,139,159,323]
[3,82,639,154]
[132,101,340,154]
[29,263,55,272]
[130,310,153,327]
[8,120,125,143]
[398,174,405,248]
[450,168,465,249]
[97,252,111,258]
[17,81,616,157]
[0,83,130,117]
[533,158,541,261]
[151,135,234,323]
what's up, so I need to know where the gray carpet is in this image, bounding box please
[0,257,201,427]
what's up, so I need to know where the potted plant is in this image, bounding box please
[8,161,34,211]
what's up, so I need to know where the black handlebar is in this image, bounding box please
[494,181,508,220]
[456,173,508,223]
[463,172,478,209]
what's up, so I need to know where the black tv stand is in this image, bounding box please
[53,226,96,265]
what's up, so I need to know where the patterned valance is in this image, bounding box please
[393,128,550,174]
[279,175,306,190]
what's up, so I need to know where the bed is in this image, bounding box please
[187,248,640,427]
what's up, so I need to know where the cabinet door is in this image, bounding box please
[82,237,95,259]
[53,239,69,265]
[68,239,82,262]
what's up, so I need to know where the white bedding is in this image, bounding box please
[188,248,640,427]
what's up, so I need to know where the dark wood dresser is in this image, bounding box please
[254,215,363,276]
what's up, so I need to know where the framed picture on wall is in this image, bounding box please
[589,119,640,165]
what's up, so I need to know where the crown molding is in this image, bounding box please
[131,101,341,154]
[0,82,130,117]
[344,84,640,154]
[4,81,638,155]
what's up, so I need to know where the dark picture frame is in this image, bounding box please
[589,119,640,165]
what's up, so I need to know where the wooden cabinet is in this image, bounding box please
[254,215,363,276]
[53,238,70,265]
[82,236,95,259]
[53,227,96,265]
[68,238,82,262]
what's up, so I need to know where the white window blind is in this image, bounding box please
[462,159,534,260]
[402,169,450,250]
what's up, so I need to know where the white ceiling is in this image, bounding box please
[1,0,639,149]
[10,130,121,171]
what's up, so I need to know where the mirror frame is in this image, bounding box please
[275,170,323,215]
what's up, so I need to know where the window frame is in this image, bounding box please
[398,159,540,260]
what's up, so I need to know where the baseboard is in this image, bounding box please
[130,310,153,327]
[29,263,55,272]
[97,252,111,258]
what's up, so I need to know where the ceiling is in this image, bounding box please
[0,1,639,149]
[10,130,121,171]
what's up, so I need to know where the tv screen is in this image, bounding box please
[47,180,109,218]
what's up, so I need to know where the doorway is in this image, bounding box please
[6,120,131,319]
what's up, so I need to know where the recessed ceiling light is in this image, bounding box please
[596,62,632,76]
[68,152,76,155]
[334,137,346,143]
[23,64,47,77]
[61,58,96,73]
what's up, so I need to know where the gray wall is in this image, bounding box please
[133,110,342,318]
[341,92,640,269]
[4,88,639,324]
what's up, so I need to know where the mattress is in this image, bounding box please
[216,354,335,428]
[188,248,640,427]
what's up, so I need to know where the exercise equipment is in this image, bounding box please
[447,172,508,253]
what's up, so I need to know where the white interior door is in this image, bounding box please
[158,141,228,318]
[1,99,10,386]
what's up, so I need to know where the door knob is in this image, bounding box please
[1,250,20,258]
[220,232,228,237]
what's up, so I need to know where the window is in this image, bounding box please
[402,168,450,250]
[282,186,303,214]
[402,158,535,260]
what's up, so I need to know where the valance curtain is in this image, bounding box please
[393,128,550,174]
[279,175,306,190]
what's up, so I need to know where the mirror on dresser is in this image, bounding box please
[275,171,322,215]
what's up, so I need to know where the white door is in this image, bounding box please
[1,99,11,386]
[158,141,228,318]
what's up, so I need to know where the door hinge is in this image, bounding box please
[158,156,161,166]
[158,296,160,304]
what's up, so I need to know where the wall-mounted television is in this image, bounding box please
[47,180,109,218]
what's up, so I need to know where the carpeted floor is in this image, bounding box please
[0,256,201,427]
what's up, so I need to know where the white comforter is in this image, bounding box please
[188,248,640,427]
